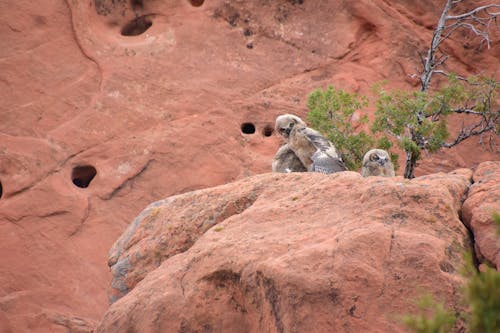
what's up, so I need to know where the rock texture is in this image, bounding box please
[98,169,472,332]
[0,0,498,331]
[462,161,500,269]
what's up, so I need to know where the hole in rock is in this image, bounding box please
[0,180,2,199]
[131,0,144,10]
[362,22,376,33]
[262,125,274,137]
[241,123,256,134]
[189,0,204,7]
[72,165,97,189]
[121,16,153,36]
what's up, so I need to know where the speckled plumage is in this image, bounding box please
[361,149,395,177]
[272,144,307,173]
[275,114,347,174]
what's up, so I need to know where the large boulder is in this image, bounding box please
[99,169,472,332]
[462,161,500,269]
[1,0,497,331]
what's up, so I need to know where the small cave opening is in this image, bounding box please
[121,16,153,36]
[189,0,204,7]
[131,0,144,11]
[262,125,274,137]
[0,180,3,200]
[72,165,97,189]
[241,123,256,134]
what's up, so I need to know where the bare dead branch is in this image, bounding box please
[418,51,426,67]
[446,4,500,20]
[399,0,499,178]
[442,22,489,42]
[419,0,499,92]
[452,108,483,115]
[434,54,449,67]
[443,123,495,148]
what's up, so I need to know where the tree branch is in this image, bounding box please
[419,0,499,91]
[443,124,495,148]
[452,108,483,115]
[445,4,500,20]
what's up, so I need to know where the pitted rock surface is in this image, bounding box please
[0,0,498,331]
[99,170,472,332]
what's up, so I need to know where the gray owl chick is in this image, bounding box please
[361,149,395,177]
[272,144,307,173]
[275,114,347,174]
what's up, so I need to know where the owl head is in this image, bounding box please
[362,149,395,177]
[275,114,306,139]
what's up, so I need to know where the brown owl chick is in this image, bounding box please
[272,144,307,173]
[275,114,347,174]
[274,114,307,140]
[361,149,395,177]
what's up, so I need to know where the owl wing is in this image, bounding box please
[300,127,341,158]
[295,127,346,173]
[272,144,307,173]
[311,150,347,174]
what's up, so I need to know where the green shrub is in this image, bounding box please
[372,75,498,178]
[402,294,456,333]
[405,213,500,333]
[493,212,500,235]
[306,86,396,170]
[460,213,500,333]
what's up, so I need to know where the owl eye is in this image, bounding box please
[372,154,379,161]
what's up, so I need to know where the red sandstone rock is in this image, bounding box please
[462,161,500,269]
[0,0,497,331]
[98,170,472,332]
[0,310,13,333]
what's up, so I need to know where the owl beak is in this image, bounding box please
[378,159,387,166]
[278,127,291,138]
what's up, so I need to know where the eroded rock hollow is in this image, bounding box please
[0,0,498,332]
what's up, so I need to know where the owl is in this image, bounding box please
[272,144,307,173]
[275,114,346,174]
[361,149,395,177]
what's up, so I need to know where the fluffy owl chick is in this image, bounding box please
[361,149,395,177]
[272,144,307,173]
[275,114,347,174]
[275,114,307,140]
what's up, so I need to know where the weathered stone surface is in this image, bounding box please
[98,170,472,332]
[0,310,13,333]
[107,176,265,303]
[462,161,500,269]
[0,0,497,331]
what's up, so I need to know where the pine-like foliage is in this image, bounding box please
[372,76,498,178]
[306,86,397,170]
[404,213,500,333]
[461,215,500,333]
[402,294,456,333]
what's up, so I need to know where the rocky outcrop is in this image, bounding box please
[99,169,473,332]
[462,161,500,269]
[1,0,497,331]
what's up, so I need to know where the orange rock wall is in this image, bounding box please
[0,0,498,331]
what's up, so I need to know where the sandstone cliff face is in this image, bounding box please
[0,0,498,332]
[98,169,474,333]
[462,161,500,269]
